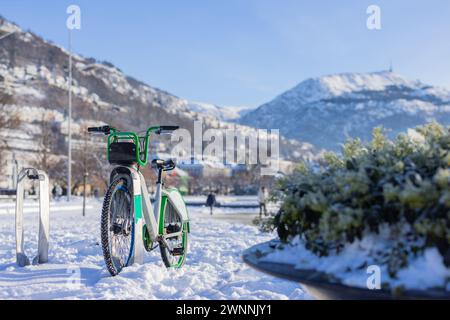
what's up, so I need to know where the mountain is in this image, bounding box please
[0,16,318,188]
[186,102,254,121]
[239,71,450,150]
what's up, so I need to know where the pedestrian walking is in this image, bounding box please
[206,192,216,215]
[258,186,269,217]
[52,185,57,200]
[55,184,63,200]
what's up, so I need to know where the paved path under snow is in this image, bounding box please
[0,199,309,300]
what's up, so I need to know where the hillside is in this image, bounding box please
[240,71,450,150]
[0,17,317,188]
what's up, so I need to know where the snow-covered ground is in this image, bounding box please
[259,231,450,291]
[0,198,309,300]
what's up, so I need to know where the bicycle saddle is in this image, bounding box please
[151,158,176,171]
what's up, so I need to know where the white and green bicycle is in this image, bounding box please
[88,125,190,276]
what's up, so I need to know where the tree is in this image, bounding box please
[72,125,111,194]
[29,115,65,183]
[0,91,20,175]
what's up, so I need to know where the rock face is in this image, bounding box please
[240,71,450,150]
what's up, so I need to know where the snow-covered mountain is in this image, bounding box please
[0,16,318,187]
[186,102,254,121]
[240,71,450,150]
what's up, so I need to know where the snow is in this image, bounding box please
[11,85,45,100]
[0,19,21,34]
[259,225,450,291]
[0,198,309,300]
[186,102,255,121]
[286,71,423,104]
[240,71,450,151]
[395,248,450,290]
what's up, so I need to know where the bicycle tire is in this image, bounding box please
[101,177,134,276]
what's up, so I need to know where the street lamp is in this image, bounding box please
[67,29,73,202]
[65,4,81,202]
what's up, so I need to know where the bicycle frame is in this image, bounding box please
[110,165,189,266]
[90,125,189,267]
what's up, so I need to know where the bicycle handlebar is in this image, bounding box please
[88,125,179,136]
[89,125,180,167]
[156,126,180,134]
[88,126,115,135]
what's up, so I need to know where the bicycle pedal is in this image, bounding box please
[171,247,184,256]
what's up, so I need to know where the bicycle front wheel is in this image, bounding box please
[101,177,134,276]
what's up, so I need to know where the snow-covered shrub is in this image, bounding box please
[270,123,450,276]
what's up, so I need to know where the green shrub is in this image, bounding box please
[269,123,450,275]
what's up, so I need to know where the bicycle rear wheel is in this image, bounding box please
[159,200,188,268]
[101,177,134,276]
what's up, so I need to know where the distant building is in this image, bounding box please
[177,157,232,178]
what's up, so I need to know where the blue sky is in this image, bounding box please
[2,0,450,107]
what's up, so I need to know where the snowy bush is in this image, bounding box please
[270,123,450,277]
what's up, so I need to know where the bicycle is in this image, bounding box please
[88,125,190,276]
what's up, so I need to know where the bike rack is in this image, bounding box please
[15,168,50,267]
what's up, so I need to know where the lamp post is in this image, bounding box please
[65,4,81,202]
[67,29,72,202]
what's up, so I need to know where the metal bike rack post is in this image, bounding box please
[15,168,50,267]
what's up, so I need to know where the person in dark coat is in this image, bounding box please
[206,192,216,215]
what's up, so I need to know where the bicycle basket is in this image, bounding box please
[108,142,137,165]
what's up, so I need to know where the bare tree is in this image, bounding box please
[72,126,111,194]
[29,115,64,181]
[0,91,20,174]
[90,146,111,191]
